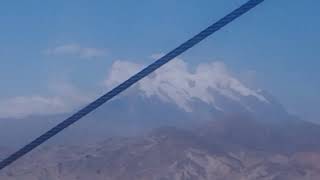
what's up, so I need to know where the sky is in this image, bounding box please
[0,0,319,122]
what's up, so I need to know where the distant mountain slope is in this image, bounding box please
[1,116,320,180]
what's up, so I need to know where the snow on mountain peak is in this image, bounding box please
[104,58,267,112]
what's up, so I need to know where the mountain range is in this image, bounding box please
[0,60,319,179]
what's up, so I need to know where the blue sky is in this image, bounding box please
[0,0,319,122]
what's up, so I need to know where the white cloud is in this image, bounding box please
[0,96,67,118]
[104,61,143,89]
[0,82,92,119]
[46,43,108,59]
[104,57,267,112]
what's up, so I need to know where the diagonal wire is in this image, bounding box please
[0,0,264,171]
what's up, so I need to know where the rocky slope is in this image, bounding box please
[1,116,320,180]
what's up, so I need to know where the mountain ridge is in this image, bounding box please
[1,116,320,180]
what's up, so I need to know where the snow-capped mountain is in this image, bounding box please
[0,59,295,146]
[95,58,293,125]
[1,59,320,180]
